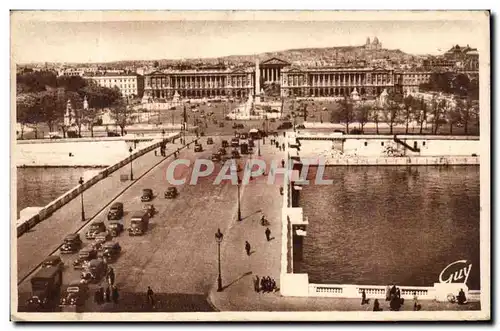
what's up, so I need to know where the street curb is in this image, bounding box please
[17,140,196,286]
[205,291,221,312]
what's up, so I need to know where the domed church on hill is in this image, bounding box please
[365,36,382,50]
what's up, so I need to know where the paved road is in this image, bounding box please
[17,135,268,312]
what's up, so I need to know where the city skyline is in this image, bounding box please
[11,14,483,64]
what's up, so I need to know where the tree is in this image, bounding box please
[81,107,100,137]
[354,102,371,133]
[415,97,428,134]
[402,95,416,134]
[331,96,355,133]
[16,93,39,139]
[371,105,381,134]
[446,100,462,135]
[110,99,132,135]
[383,100,401,135]
[431,98,447,134]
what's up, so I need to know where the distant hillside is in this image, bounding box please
[21,45,422,69]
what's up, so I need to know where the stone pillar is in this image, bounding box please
[255,60,261,97]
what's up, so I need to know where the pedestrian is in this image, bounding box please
[147,286,155,306]
[154,150,157,156]
[245,241,251,256]
[260,277,266,292]
[254,276,260,293]
[105,286,111,302]
[112,286,119,304]
[361,289,367,305]
[282,143,285,150]
[278,145,282,151]
[281,159,285,168]
[265,227,271,241]
[396,287,401,299]
[373,299,382,311]
[413,292,419,311]
[107,267,115,286]
[385,285,391,301]
[94,288,102,305]
[457,288,467,305]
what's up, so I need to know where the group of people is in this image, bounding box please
[254,275,278,293]
[94,285,119,305]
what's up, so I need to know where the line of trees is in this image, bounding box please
[330,93,479,135]
[16,70,124,138]
[419,72,479,100]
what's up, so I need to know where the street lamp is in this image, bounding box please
[237,176,242,222]
[258,137,261,156]
[129,146,134,180]
[78,177,85,222]
[215,228,224,292]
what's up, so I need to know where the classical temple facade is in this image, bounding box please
[142,55,476,102]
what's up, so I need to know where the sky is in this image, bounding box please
[11,12,486,64]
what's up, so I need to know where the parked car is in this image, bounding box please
[231,138,239,148]
[73,247,98,269]
[143,204,156,217]
[221,140,229,148]
[107,132,120,137]
[128,211,150,236]
[277,122,293,130]
[218,147,227,155]
[207,137,214,145]
[108,220,124,237]
[211,153,222,162]
[194,143,203,152]
[107,202,124,220]
[219,122,225,128]
[165,186,178,199]
[86,221,106,240]
[141,188,153,202]
[60,233,82,254]
[94,232,113,249]
[59,281,88,311]
[231,149,240,159]
[27,266,62,311]
[42,256,64,272]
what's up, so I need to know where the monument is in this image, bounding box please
[378,88,388,107]
[173,90,181,103]
[255,60,261,103]
[351,88,360,101]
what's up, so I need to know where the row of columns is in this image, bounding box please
[149,75,252,89]
[150,88,250,99]
[261,67,281,82]
[283,73,393,87]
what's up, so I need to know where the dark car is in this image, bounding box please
[165,186,178,199]
[219,122,225,128]
[107,202,124,220]
[80,258,107,284]
[218,147,227,155]
[107,132,120,137]
[277,122,293,130]
[221,140,229,148]
[86,221,106,240]
[94,232,113,250]
[73,247,98,269]
[231,149,240,159]
[194,143,203,152]
[60,281,88,311]
[141,188,153,202]
[143,204,156,217]
[248,139,255,148]
[207,137,214,145]
[60,233,82,254]
[101,242,122,263]
[295,124,306,129]
[211,153,221,162]
[108,220,124,237]
[231,138,239,148]
[42,256,64,271]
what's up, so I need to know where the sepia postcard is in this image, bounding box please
[10,10,490,322]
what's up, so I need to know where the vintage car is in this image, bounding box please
[86,221,106,240]
[59,281,89,312]
[211,153,222,162]
[248,139,255,148]
[231,149,240,159]
[80,258,107,284]
[107,202,124,220]
[207,137,214,145]
[26,266,62,311]
[141,188,154,202]
[164,186,178,199]
[93,232,113,250]
[219,122,225,128]
[221,140,229,148]
[101,241,122,263]
[218,147,227,155]
[60,233,82,254]
[128,211,150,236]
[73,247,98,269]
[231,137,240,147]
[108,220,124,237]
[194,143,203,152]
[42,256,64,272]
[240,133,248,140]
[143,204,156,217]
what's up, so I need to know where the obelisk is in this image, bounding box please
[255,60,261,103]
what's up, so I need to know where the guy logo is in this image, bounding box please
[439,260,472,285]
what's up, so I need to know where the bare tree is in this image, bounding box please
[402,95,416,134]
[110,99,132,136]
[415,97,428,135]
[354,102,371,133]
[331,96,355,133]
[431,98,447,135]
[383,100,401,135]
[447,100,463,135]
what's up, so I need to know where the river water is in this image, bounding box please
[16,167,103,218]
[295,166,480,290]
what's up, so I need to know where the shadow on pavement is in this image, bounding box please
[221,271,252,291]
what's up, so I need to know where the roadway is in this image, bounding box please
[17,135,280,312]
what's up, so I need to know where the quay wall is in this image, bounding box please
[279,132,480,301]
[16,133,183,238]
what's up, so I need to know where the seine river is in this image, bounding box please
[16,167,103,218]
[295,166,480,290]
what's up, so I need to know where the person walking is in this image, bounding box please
[385,285,391,301]
[147,286,155,307]
[361,289,367,305]
[265,227,271,241]
[94,288,103,305]
[245,241,251,256]
[413,291,419,311]
[105,286,111,302]
[254,276,260,293]
[373,299,382,311]
[281,159,285,168]
[107,267,115,286]
[112,286,119,304]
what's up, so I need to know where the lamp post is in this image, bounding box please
[78,177,85,222]
[258,137,261,156]
[129,146,134,180]
[215,228,224,292]
[237,176,242,222]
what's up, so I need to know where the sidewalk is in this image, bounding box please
[17,141,185,283]
[208,138,482,313]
